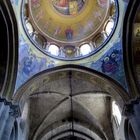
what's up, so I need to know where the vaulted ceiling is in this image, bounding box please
[14,68,127,140]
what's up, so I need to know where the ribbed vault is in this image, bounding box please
[13,65,129,140]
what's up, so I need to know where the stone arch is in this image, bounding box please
[123,0,140,96]
[13,65,129,108]
[0,0,18,100]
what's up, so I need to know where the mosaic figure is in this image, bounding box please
[22,57,33,76]
[94,11,102,21]
[65,27,73,40]
[101,50,121,74]
[97,0,107,8]
[35,10,44,22]
[53,26,61,36]
[52,0,85,15]
[32,0,40,8]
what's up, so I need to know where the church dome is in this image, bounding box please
[22,0,118,60]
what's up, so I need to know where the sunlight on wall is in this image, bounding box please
[112,101,122,125]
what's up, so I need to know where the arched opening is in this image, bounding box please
[80,44,92,56]
[13,65,129,140]
[48,44,60,56]
[0,6,8,91]
[123,0,140,95]
[0,0,18,99]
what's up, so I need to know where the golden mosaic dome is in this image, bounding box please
[29,0,109,44]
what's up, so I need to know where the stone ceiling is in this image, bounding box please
[14,68,128,140]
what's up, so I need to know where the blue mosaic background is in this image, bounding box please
[15,35,55,90]
[81,37,127,89]
[15,33,127,91]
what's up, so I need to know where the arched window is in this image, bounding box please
[94,34,105,48]
[105,19,115,36]
[25,21,33,35]
[80,44,92,55]
[48,44,60,56]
